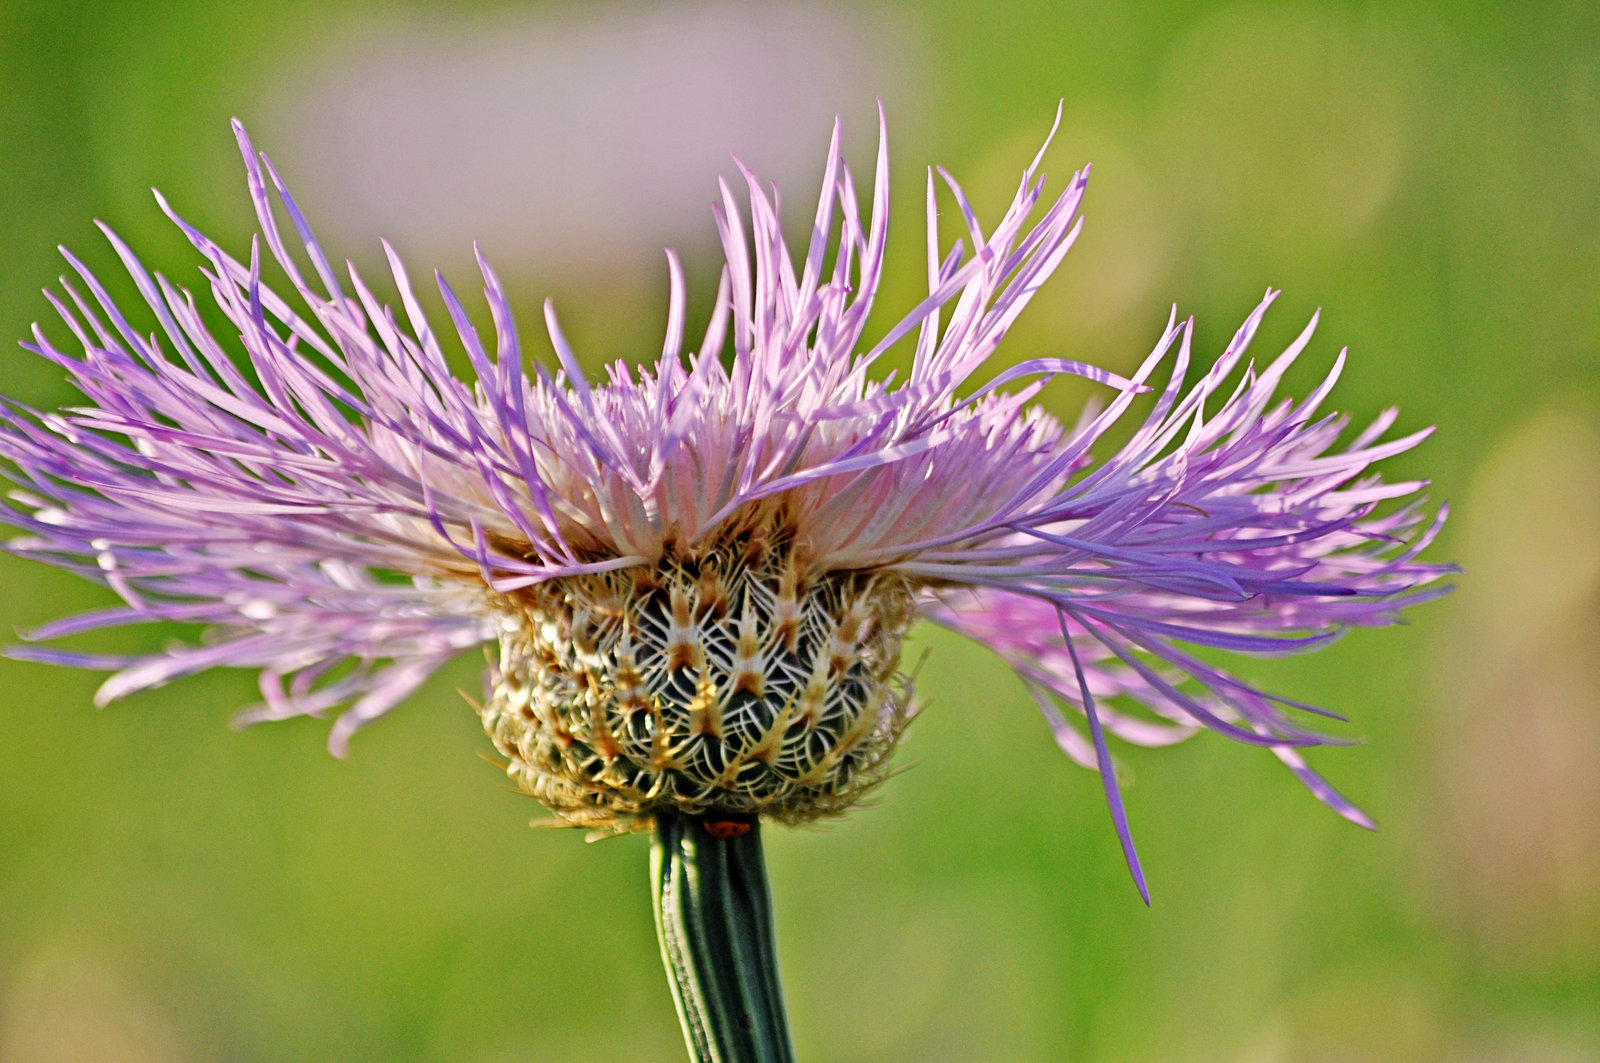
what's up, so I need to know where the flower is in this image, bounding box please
[0,108,1450,898]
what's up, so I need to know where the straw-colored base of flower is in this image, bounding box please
[479,528,917,830]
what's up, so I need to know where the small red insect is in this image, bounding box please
[704,819,752,839]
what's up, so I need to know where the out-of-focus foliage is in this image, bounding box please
[1,1,1596,1060]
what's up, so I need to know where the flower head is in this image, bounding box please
[0,108,1450,896]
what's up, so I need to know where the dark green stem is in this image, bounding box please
[651,811,797,1063]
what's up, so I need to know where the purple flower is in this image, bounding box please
[0,109,1450,898]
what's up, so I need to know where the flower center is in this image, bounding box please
[479,535,917,830]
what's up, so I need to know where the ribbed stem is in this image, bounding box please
[651,812,797,1063]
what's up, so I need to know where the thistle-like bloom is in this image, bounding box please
[0,111,1450,897]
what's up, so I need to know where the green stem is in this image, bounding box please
[651,811,797,1063]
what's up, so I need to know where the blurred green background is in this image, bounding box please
[2,1,1598,1060]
